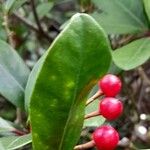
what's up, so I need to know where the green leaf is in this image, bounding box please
[4,0,16,12]
[11,0,27,12]
[112,38,150,70]
[3,0,27,13]
[0,40,30,108]
[92,0,148,34]
[25,13,111,150]
[0,134,32,150]
[0,117,15,132]
[0,141,5,150]
[37,2,53,19]
[143,0,150,22]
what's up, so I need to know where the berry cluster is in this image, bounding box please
[93,74,123,150]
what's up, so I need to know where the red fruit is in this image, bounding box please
[93,125,119,150]
[99,74,122,96]
[99,97,123,120]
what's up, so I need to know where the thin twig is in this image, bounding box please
[74,140,95,150]
[3,12,15,47]
[86,90,102,106]
[2,8,23,124]
[118,31,150,46]
[13,12,39,32]
[138,67,150,85]
[84,110,100,119]
[15,108,22,124]
[30,0,52,41]
[137,81,144,113]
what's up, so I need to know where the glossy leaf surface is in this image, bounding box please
[92,0,148,34]
[0,40,30,108]
[112,38,150,70]
[25,13,111,150]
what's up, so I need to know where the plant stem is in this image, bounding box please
[15,108,22,124]
[30,0,52,42]
[3,8,23,124]
[118,31,150,47]
[84,110,100,119]
[3,12,15,47]
[138,67,150,85]
[13,12,39,32]
[86,90,102,106]
[74,140,95,150]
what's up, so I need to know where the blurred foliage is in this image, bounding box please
[0,0,150,150]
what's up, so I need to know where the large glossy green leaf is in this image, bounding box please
[92,0,148,34]
[112,38,150,70]
[0,40,30,108]
[25,13,111,150]
[143,0,150,22]
[0,134,31,150]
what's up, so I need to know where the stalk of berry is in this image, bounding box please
[85,97,123,120]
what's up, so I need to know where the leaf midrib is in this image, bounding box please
[114,0,146,28]
[58,21,85,150]
[123,39,149,66]
[58,57,84,150]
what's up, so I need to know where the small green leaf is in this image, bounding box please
[143,0,150,22]
[0,134,32,150]
[25,13,111,150]
[92,0,148,34]
[0,40,30,108]
[112,38,150,70]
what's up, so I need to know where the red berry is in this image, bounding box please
[99,74,122,96]
[93,125,119,150]
[99,97,123,120]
